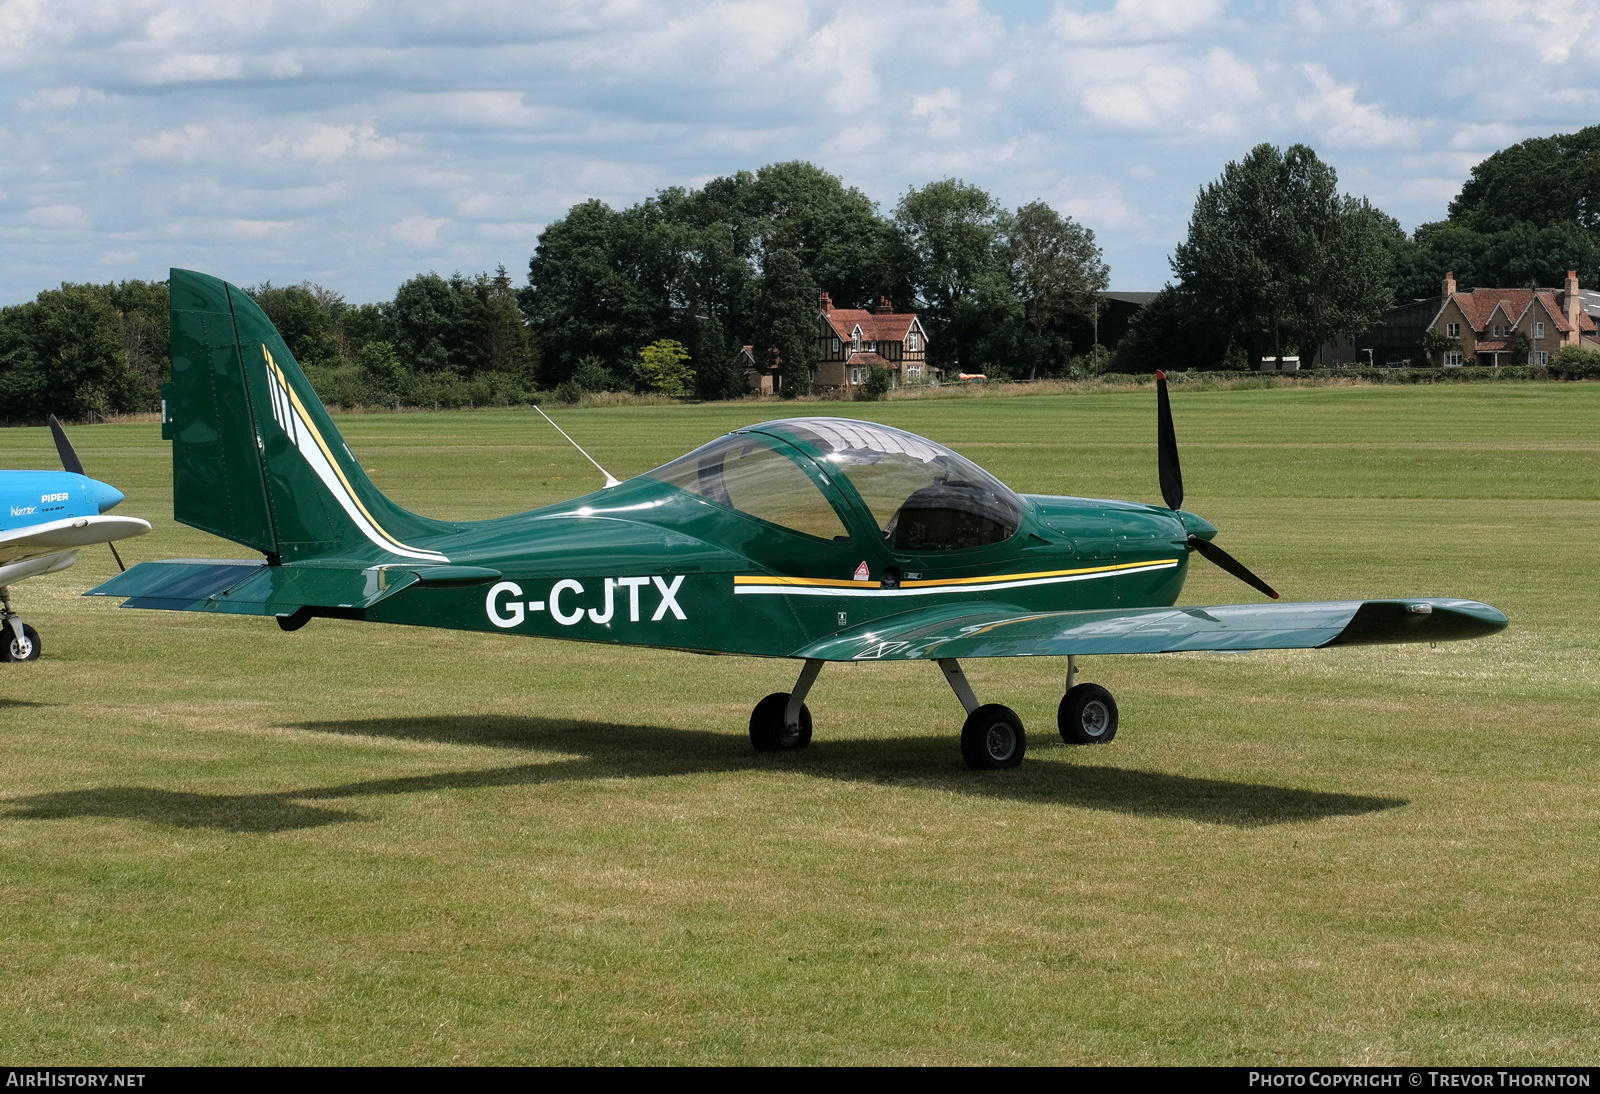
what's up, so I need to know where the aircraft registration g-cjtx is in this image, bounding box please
[89,270,1507,768]
[2,416,151,662]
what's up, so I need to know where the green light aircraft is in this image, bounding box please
[88,270,1508,769]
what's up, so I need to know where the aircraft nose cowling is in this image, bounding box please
[91,480,125,513]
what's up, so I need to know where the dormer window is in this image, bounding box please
[832,337,841,355]
[852,328,862,352]
[1445,322,1459,338]
[1533,321,1545,339]
[907,332,920,352]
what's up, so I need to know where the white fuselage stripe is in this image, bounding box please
[732,561,1179,597]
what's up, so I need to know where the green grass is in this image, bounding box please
[3,385,1598,1064]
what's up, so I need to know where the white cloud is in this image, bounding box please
[391,215,446,248]
[1050,0,1226,45]
[1296,65,1419,149]
[23,204,89,229]
[149,52,244,83]
[290,123,397,162]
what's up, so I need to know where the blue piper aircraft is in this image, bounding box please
[0,417,151,661]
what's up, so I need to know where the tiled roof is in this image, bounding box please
[844,350,890,366]
[822,308,919,343]
[1447,288,1597,334]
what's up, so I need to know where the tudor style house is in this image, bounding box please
[742,292,931,395]
[1429,270,1599,366]
[814,293,930,393]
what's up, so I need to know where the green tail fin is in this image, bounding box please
[164,269,451,563]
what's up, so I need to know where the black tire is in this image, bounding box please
[1,623,41,663]
[1059,683,1118,744]
[749,692,813,751]
[960,703,1026,769]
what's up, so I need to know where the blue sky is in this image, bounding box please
[2,0,1596,305]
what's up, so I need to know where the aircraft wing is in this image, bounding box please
[0,515,152,566]
[795,598,1508,661]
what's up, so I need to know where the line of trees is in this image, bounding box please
[1119,127,1600,372]
[522,161,1109,396]
[0,268,541,420]
[5,130,1596,419]
[0,162,1109,418]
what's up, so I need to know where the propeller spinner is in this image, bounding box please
[1154,371,1278,600]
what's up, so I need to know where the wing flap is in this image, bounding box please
[795,598,1507,661]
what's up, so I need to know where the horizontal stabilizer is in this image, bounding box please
[794,597,1508,661]
[0,516,151,567]
[84,558,500,615]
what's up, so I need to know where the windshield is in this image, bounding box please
[773,419,1021,551]
[644,433,851,541]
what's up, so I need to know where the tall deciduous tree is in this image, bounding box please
[1171,143,1397,364]
[753,249,820,398]
[1390,219,1600,298]
[1010,201,1109,378]
[1449,124,1600,237]
[892,179,1017,374]
[0,284,152,419]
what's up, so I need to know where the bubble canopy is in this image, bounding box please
[645,417,1023,551]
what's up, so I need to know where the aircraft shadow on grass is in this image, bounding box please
[3,715,1405,833]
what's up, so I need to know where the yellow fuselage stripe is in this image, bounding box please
[733,559,1179,591]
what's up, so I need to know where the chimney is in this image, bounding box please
[1442,271,1457,297]
[819,291,833,313]
[1564,270,1581,344]
[873,295,894,314]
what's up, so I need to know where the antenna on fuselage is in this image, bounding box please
[532,404,620,488]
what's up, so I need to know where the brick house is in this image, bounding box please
[1429,270,1599,366]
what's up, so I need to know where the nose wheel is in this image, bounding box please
[1,590,41,662]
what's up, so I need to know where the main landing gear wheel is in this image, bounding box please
[960,703,1026,770]
[1059,683,1118,744]
[749,692,813,751]
[2,623,41,663]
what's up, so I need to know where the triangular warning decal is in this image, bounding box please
[853,561,871,581]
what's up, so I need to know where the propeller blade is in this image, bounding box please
[47,414,86,476]
[48,413,126,572]
[1187,534,1279,600]
[1155,370,1183,511]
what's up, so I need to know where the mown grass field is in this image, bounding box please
[2,384,1597,1065]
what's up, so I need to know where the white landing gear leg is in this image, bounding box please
[938,658,1026,770]
[750,658,820,751]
